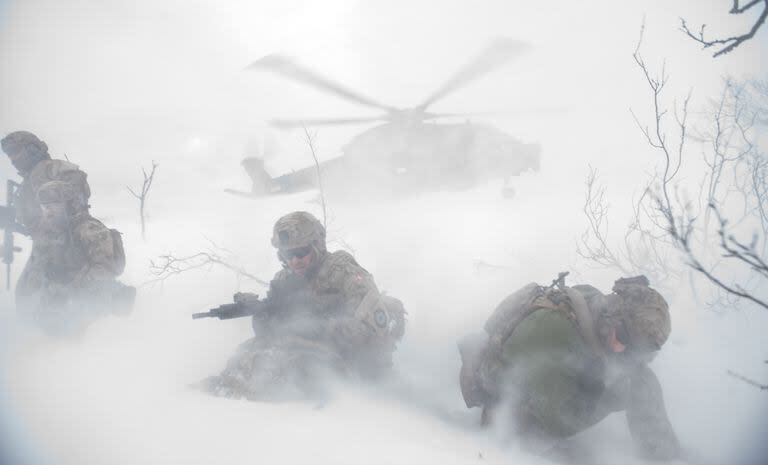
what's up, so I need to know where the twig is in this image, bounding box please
[473,259,514,272]
[727,369,768,390]
[576,164,676,286]
[577,166,631,275]
[302,126,327,229]
[127,161,158,241]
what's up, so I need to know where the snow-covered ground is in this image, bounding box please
[2,180,767,465]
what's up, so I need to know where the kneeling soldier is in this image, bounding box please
[200,211,406,401]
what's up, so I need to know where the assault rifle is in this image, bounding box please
[192,292,272,320]
[544,271,569,291]
[0,180,27,290]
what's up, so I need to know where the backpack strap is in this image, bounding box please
[459,283,543,408]
[484,282,543,354]
[565,287,605,360]
[109,229,126,275]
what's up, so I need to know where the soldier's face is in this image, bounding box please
[6,146,42,175]
[4,145,24,168]
[283,246,314,277]
[40,202,69,231]
[607,325,627,353]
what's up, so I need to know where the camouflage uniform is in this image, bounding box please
[205,211,406,401]
[459,276,679,461]
[1,131,90,236]
[2,132,95,325]
[0,133,136,335]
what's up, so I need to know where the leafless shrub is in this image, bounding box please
[577,23,690,290]
[631,24,768,310]
[147,239,268,287]
[577,165,679,287]
[127,161,158,241]
[580,20,767,314]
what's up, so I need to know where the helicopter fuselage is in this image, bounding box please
[262,120,540,198]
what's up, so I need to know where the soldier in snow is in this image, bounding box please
[201,211,406,401]
[458,274,680,461]
[2,131,134,335]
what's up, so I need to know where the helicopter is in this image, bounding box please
[226,39,541,199]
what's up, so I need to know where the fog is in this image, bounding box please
[1,1,767,464]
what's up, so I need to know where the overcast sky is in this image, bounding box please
[1,0,764,197]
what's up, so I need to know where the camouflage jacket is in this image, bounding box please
[17,159,90,238]
[19,213,126,293]
[254,250,405,377]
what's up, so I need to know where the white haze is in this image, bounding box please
[1,1,767,464]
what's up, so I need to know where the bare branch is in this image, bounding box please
[680,0,768,57]
[727,369,768,390]
[712,205,768,280]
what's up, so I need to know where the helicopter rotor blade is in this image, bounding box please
[269,116,389,129]
[247,55,396,113]
[417,39,530,111]
[421,111,509,120]
[421,104,572,121]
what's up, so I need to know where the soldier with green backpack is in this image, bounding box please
[458,273,680,461]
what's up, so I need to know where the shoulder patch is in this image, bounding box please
[373,308,388,327]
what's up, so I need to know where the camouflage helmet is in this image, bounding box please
[271,211,326,252]
[37,181,87,212]
[610,276,671,352]
[1,131,50,173]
